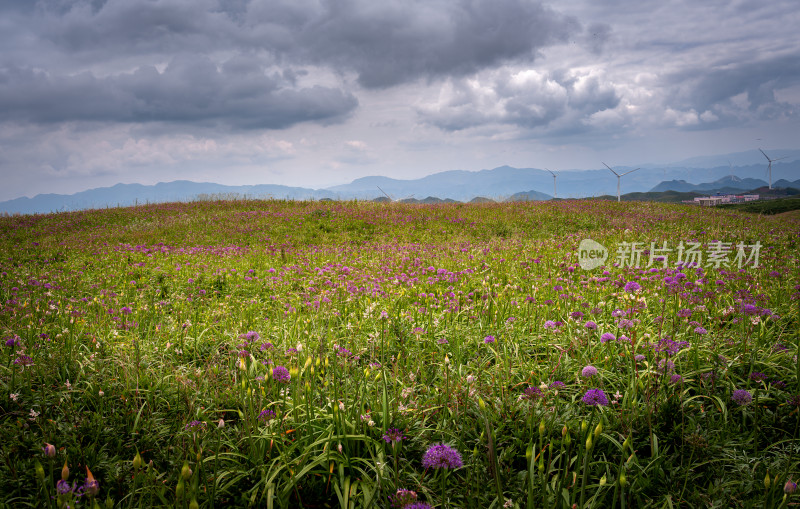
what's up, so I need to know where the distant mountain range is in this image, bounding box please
[2,149,799,214]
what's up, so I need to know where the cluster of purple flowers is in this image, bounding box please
[581,365,598,378]
[272,365,291,383]
[421,443,463,470]
[582,389,609,407]
[383,428,406,444]
[731,389,752,406]
[258,409,276,422]
[483,335,495,344]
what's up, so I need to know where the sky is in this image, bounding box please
[1,0,799,201]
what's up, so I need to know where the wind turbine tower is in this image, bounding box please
[603,163,640,202]
[545,168,558,199]
[759,148,786,190]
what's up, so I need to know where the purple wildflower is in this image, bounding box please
[258,409,276,422]
[749,372,768,382]
[669,374,683,385]
[272,365,291,383]
[694,327,707,335]
[383,428,406,444]
[600,332,615,343]
[391,489,418,508]
[484,335,495,344]
[421,443,463,470]
[405,504,433,509]
[731,389,752,406]
[582,389,609,406]
[624,281,641,293]
[785,480,798,494]
[585,321,598,330]
[581,365,598,378]
[524,386,543,400]
[549,381,566,389]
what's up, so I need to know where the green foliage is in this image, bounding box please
[0,199,798,508]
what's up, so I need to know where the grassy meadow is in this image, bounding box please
[1,199,799,508]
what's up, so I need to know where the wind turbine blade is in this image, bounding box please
[621,168,641,176]
[775,156,788,162]
[759,148,770,161]
[603,162,620,176]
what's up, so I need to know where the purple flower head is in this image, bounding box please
[624,281,641,293]
[785,480,798,494]
[4,335,20,347]
[524,386,543,400]
[383,428,406,444]
[749,372,768,382]
[56,479,73,495]
[260,342,273,351]
[600,332,615,343]
[437,337,449,344]
[484,335,495,344]
[677,308,692,318]
[239,331,260,342]
[585,321,598,330]
[120,306,132,315]
[258,409,276,422]
[272,365,291,384]
[731,389,752,406]
[544,320,557,330]
[582,388,609,406]
[581,365,598,378]
[549,381,566,389]
[693,327,707,335]
[405,504,433,509]
[391,489,418,508]
[421,443,463,470]
[669,374,683,385]
[185,420,206,431]
[570,311,585,320]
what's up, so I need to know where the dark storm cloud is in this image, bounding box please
[0,55,358,129]
[663,53,800,124]
[277,0,582,88]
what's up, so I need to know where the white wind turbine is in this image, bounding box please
[603,162,640,202]
[759,148,786,190]
[545,168,558,199]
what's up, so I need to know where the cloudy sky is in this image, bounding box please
[1,0,798,201]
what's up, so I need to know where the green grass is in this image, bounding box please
[1,199,799,508]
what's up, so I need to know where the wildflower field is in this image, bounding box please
[1,199,799,508]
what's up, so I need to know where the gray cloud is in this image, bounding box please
[663,54,800,124]
[0,54,358,129]
[418,68,620,131]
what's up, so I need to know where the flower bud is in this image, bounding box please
[61,460,69,481]
[600,475,607,487]
[181,460,192,481]
[594,422,603,439]
[619,473,627,487]
[765,471,771,491]
[176,476,185,500]
[478,397,486,412]
[585,435,593,452]
[44,443,56,458]
[622,436,631,452]
[133,452,143,470]
[189,497,199,509]
[525,444,533,462]
[539,420,546,440]
[85,466,99,496]
[218,418,225,428]
[562,425,568,438]
[564,430,571,446]
[581,419,588,434]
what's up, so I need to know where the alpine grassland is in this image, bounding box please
[1,199,799,508]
